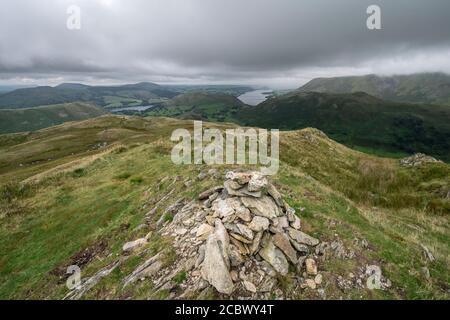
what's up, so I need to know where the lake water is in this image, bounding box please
[110,105,155,112]
[238,89,272,106]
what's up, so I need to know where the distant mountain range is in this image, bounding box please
[0,82,178,109]
[299,73,450,105]
[1,73,449,161]
[0,82,253,110]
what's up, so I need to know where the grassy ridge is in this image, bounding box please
[0,103,107,134]
[0,116,448,299]
[299,73,450,105]
[0,82,177,109]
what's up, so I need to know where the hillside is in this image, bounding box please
[234,91,450,161]
[0,116,448,300]
[164,85,253,97]
[0,82,178,109]
[0,103,107,134]
[145,92,245,122]
[299,73,450,105]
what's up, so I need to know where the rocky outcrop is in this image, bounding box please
[400,153,442,167]
[201,232,234,294]
[154,170,321,296]
[63,170,395,300]
[66,170,323,300]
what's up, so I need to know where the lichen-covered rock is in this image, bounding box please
[198,186,223,200]
[122,238,147,253]
[196,223,214,240]
[305,258,318,275]
[273,233,298,264]
[400,153,442,167]
[258,238,289,275]
[201,234,234,294]
[247,173,268,192]
[287,228,319,246]
[241,196,282,219]
[248,216,270,232]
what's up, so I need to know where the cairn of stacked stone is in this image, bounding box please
[399,153,442,167]
[190,171,320,295]
[113,170,321,298]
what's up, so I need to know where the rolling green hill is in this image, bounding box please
[299,73,450,105]
[0,103,107,134]
[0,82,178,109]
[0,116,448,299]
[164,84,253,97]
[0,83,254,110]
[235,91,450,161]
[145,92,245,122]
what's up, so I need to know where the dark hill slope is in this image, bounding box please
[0,103,106,134]
[235,91,450,160]
[299,73,450,105]
[0,82,177,109]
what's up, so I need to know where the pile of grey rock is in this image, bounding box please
[185,171,320,295]
[112,170,322,298]
[400,153,442,167]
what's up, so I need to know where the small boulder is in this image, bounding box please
[290,239,309,254]
[273,233,298,264]
[243,280,257,293]
[236,223,254,240]
[258,238,289,275]
[287,228,319,246]
[201,234,234,295]
[267,183,283,207]
[226,171,252,185]
[235,206,252,222]
[241,196,282,219]
[248,216,270,232]
[198,186,223,200]
[304,279,316,290]
[273,216,289,229]
[290,215,301,230]
[247,173,268,192]
[212,198,235,218]
[229,245,245,267]
[314,274,323,285]
[122,238,147,253]
[196,223,215,240]
[305,258,318,275]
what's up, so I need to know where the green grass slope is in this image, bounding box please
[0,116,448,299]
[0,103,107,134]
[299,73,450,105]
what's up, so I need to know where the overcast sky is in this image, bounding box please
[0,0,449,88]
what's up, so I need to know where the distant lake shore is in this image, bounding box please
[238,89,272,106]
[110,105,155,112]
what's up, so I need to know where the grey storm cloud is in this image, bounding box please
[0,0,449,87]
